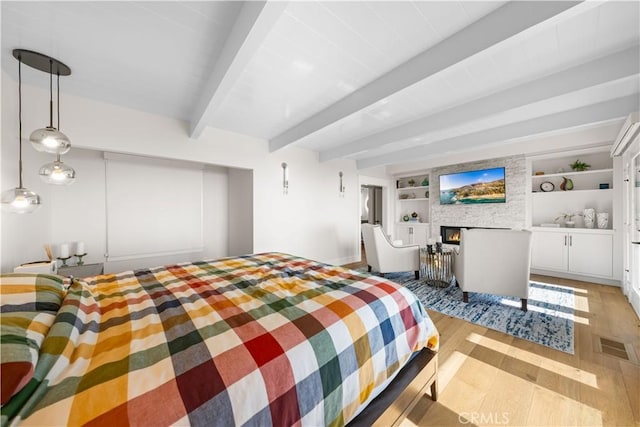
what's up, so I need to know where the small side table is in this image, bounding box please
[58,263,104,279]
[420,248,454,287]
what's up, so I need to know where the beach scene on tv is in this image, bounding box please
[439,167,506,205]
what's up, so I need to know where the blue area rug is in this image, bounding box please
[380,272,575,354]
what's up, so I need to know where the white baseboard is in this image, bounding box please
[531,269,621,286]
[329,255,361,267]
[630,288,640,320]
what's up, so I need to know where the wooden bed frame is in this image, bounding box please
[348,348,438,426]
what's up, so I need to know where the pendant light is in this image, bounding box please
[1,55,41,214]
[21,50,72,154]
[39,73,76,185]
[39,154,76,185]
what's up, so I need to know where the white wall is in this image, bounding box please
[5,147,231,273]
[1,72,360,272]
[203,165,230,261]
[228,168,253,256]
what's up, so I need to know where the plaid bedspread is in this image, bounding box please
[3,253,438,427]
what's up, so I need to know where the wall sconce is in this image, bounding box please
[281,162,288,195]
[339,171,345,197]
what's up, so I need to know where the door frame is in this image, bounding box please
[621,135,640,317]
[358,176,394,263]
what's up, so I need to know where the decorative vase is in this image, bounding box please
[597,212,609,229]
[565,220,575,228]
[583,208,595,228]
[559,177,574,191]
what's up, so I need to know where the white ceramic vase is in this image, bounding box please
[583,208,595,229]
[596,212,609,229]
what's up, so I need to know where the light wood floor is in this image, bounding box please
[344,253,640,426]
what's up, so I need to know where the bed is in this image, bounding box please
[1,252,438,426]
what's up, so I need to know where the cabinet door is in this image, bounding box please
[413,227,428,246]
[531,231,568,271]
[568,233,613,277]
[395,226,410,245]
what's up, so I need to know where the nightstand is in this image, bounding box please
[58,263,104,279]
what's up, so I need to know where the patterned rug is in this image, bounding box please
[377,271,575,354]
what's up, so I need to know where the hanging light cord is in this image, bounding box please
[56,72,61,163]
[57,73,60,130]
[49,59,53,128]
[18,56,23,189]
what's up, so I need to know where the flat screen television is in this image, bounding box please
[439,167,506,205]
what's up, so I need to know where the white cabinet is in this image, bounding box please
[531,229,613,278]
[395,223,429,246]
[531,231,568,271]
[568,232,613,277]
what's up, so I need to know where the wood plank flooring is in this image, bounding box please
[343,255,640,426]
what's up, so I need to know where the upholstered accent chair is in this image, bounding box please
[361,224,420,279]
[453,228,532,311]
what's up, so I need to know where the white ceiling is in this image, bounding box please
[2,1,639,169]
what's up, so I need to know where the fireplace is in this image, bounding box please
[440,226,505,245]
[441,226,463,245]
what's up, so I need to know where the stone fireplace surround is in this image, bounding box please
[430,155,527,240]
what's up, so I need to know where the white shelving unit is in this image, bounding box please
[395,174,431,245]
[530,151,614,228]
[528,149,619,284]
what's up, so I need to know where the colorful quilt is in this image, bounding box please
[2,253,438,427]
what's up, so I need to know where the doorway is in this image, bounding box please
[361,185,383,226]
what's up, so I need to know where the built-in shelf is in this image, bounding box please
[396,173,431,246]
[531,168,613,179]
[398,185,429,190]
[531,226,614,234]
[530,149,614,231]
[532,188,613,196]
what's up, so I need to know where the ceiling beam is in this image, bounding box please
[320,45,640,162]
[268,0,582,152]
[189,1,288,139]
[356,94,640,169]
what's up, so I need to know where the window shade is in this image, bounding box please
[105,153,203,261]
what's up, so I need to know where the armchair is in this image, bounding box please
[361,224,420,279]
[453,228,532,311]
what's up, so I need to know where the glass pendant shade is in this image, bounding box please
[30,126,71,154]
[1,187,41,214]
[39,160,76,185]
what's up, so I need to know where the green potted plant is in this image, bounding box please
[407,178,416,187]
[569,159,591,171]
[555,212,579,228]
